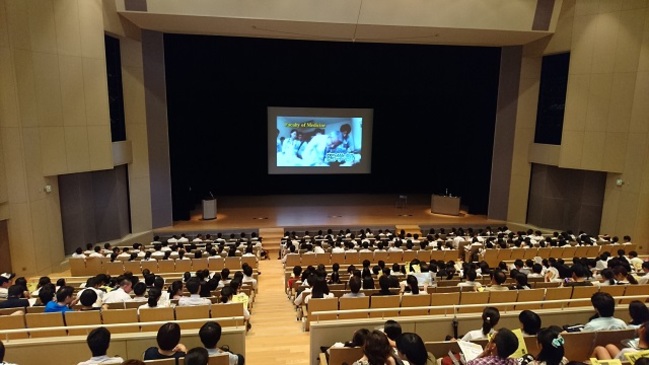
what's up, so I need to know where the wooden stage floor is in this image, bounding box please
[158,194,504,232]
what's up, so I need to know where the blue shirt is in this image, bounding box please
[44,300,72,313]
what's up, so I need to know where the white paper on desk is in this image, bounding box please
[28,298,37,307]
[457,340,484,362]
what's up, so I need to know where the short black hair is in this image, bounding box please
[185,347,209,365]
[87,327,111,357]
[494,328,519,358]
[133,282,147,296]
[80,289,98,307]
[348,276,362,293]
[383,319,402,341]
[198,321,222,348]
[591,292,616,317]
[7,285,23,298]
[185,278,201,294]
[493,271,507,285]
[56,286,74,303]
[157,322,181,351]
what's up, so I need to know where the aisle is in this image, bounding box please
[245,259,311,365]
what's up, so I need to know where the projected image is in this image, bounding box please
[276,117,362,167]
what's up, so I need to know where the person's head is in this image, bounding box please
[383,319,402,342]
[490,328,519,359]
[591,292,616,317]
[86,327,112,357]
[133,282,147,297]
[184,347,209,365]
[199,321,222,349]
[481,306,500,335]
[349,328,371,347]
[519,310,542,335]
[156,322,181,351]
[119,278,133,293]
[535,327,565,365]
[220,286,234,303]
[56,286,75,304]
[515,273,529,288]
[37,276,51,289]
[492,271,506,285]
[340,123,352,137]
[168,280,183,296]
[186,277,201,295]
[396,332,429,365]
[80,288,98,307]
[629,300,649,325]
[7,285,24,299]
[362,330,392,365]
[147,287,162,308]
[38,284,55,304]
[406,275,419,294]
[349,276,362,294]
[571,264,588,279]
[378,275,391,292]
[243,264,253,277]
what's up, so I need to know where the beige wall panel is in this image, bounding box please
[33,52,64,128]
[520,56,541,80]
[120,38,142,69]
[0,47,19,128]
[0,203,7,220]
[39,126,67,175]
[27,0,57,54]
[528,143,561,166]
[29,198,53,273]
[0,0,8,48]
[622,132,648,193]
[7,202,36,275]
[639,8,649,72]
[21,127,47,202]
[570,14,596,74]
[614,10,644,73]
[64,126,91,172]
[635,191,649,248]
[129,175,153,233]
[5,0,31,50]
[126,123,149,179]
[87,125,113,170]
[44,178,64,268]
[544,0,574,54]
[622,0,648,10]
[563,74,590,131]
[574,0,601,16]
[630,71,649,134]
[607,72,636,133]
[102,0,140,40]
[59,54,87,127]
[1,127,27,203]
[112,140,132,166]
[0,140,7,203]
[53,0,82,57]
[590,13,619,74]
[82,57,110,126]
[600,174,621,234]
[512,127,534,172]
[122,66,146,126]
[599,0,624,13]
[78,0,105,59]
[580,131,606,170]
[506,173,530,223]
[601,132,627,172]
[559,131,585,167]
[615,191,640,237]
[514,77,540,129]
[12,49,38,127]
[585,73,613,132]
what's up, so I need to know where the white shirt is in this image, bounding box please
[178,294,211,306]
[461,328,495,342]
[102,288,131,303]
[77,355,124,365]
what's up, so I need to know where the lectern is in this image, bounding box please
[202,198,217,220]
[431,194,460,216]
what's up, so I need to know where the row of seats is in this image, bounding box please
[321,328,638,365]
[284,244,639,268]
[299,284,649,331]
[0,303,245,340]
[70,256,259,276]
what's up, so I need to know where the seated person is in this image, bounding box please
[342,276,365,298]
[461,307,500,341]
[352,330,400,365]
[583,292,628,331]
[143,322,187,360]
[485,271,509,291]
[0,339,17,365]
[185,347,209,365]
[0,285,30,309]
[178,278,211,306]
[466,328,519,365]
[396,332,435,365]
[45,286,78,313]
[77,327,124,365]
[199,321,244,365]
[592,320,649,360]
[519,326,568,365]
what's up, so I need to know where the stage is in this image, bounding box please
[156,194,504,233]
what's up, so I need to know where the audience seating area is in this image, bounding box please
[70,255,259,276]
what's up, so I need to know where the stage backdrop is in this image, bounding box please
[164,35,501,220]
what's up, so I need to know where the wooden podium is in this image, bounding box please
[431,194,461,216]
